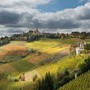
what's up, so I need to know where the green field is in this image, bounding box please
[10,60,35,72]
[0,80,33,90]
[59,71,90,90]
[27,38,83,49]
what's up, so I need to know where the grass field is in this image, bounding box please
[59,71,90,90]
[0,80,33,90]
[26,38,82,51]
[35,54,87,76]
[26,38,88,56]
[10,60,35,72]
[25,53,51,63]
[0,64,17,73]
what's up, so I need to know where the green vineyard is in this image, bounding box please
[59,71,90,90]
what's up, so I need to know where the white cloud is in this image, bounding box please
[0,0,51,7]
[79,0,90,2]
[0,0,90,36]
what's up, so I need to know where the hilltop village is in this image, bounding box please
[0,29,90,46]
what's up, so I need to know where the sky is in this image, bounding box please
[0,0,90,36]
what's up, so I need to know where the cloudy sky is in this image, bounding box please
[0,0,90,36]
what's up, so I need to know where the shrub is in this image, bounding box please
[63,68,70,76]
[78,57,90,75]
[37,52,41,55]
[29,49,36,53]
[85,44,90,50]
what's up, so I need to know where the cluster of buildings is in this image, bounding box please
[75,42,86,55]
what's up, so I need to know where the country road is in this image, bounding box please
[25,70,41,81]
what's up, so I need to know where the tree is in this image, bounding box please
[85,44,90,50]
[36,72,54,90]
[63,68,70,76]
[78,57,90,74]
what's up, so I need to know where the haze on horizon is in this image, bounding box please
[0,0,90,36]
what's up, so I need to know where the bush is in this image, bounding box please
[69,71,75,80]
[37,52,41,55]
[57,72,65,81]
[85,44,90,50]
[29,49,37,53]
[63,68,70,76]
[56,68,71,89]
[14,78,19,82]
[78,57,90,75]
[62,76,71,84]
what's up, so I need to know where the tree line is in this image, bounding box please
[0,30,90,46]
[71,32,90,39]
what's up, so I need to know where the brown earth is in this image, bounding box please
[0,45,29,60]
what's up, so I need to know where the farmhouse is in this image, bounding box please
[76,47,84,55]
[76,42,86,55]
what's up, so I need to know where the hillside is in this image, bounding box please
[35,54,87,76]
[59,71,90,90]
[0,41,28,62]
[0,38,90,90]
[0,38,83,74]
[0,54,87,90]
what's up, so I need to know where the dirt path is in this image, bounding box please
[25,70,41,82]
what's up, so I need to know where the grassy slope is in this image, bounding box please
[0,54,87,90]
[0,41,27,61]
[35,54,87,76]
[0,38,87,74]
[27,38,80,48]
[24,53,51,64]
[59,71,90,90]
[0,80,33,90]
[0,64,17,73]
[26,38,83,54]
[86,39,90,44]
[10,60,34,72]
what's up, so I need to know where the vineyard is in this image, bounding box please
[59,71,90,90]
[35,54,87,76]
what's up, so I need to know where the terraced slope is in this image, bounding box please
[35,54,87,76]
[0,64,17,73]
[10,60,34,72]
[26,38,82,55]
[27,38,84,50]
[0,41,28,61]
[59,71,90,90]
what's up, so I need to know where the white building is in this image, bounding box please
[76,47,84,55]
[76,42,85,55]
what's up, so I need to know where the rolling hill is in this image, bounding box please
[0,38,90,90]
